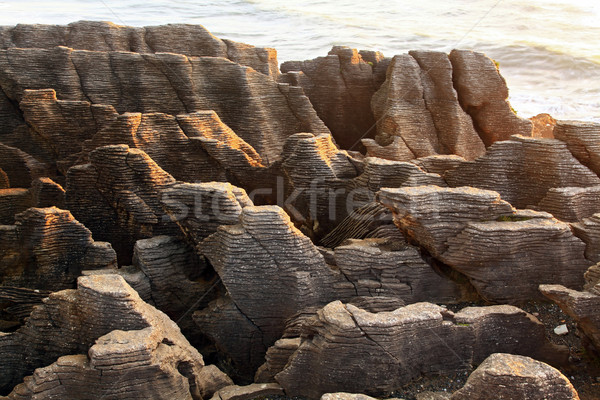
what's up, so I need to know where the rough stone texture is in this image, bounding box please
[536,186,600,222]
[450,353,579,400]
[0,274,232,397]
[0,47,327,164]
[530,113,556,138]
[129,235,221,336]
[0,189,32,224]
[333,238,465,303]
[571,213,600,263]
[553,120,600,176]
[210,383,284,400]
[368,51,485,161]
[0,21,278,77]
[321,394,380,400]
[378,186,591,302]
[196,206,350,379]
[280,46,381,151]
[411,155,467,176]
[445,135,600,209]
[448,50,532,145]
[540,284,600,353]
[65,144,177,264]
[161,182,253,247]
[0,143,49,188]
[0,207,116,291]
[0,168,9,188]
[280,132,359,238]
[0,286,50,323]
[272,301,565,398]
[29,177,65,208]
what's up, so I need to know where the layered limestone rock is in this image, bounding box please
[0,207,116,291]
[210,383,284,400]
[0,20,278,77]
[280,46,382,150]
[553,120,600,176]
[195,205,350,379]
[448,50,532,145]
[0,143,49,188]
[450,353,579,400]
[0,168,9,188]
[445,135,600,209]
[540,284,600,353]
[378,186,591,302]
[161,182,253,247]
[333,238,465,303]
[65,144,177,264]
[367,51,486,161]
[572,213,600,262]
[411,155,467,176]
[128,235,221,335]
[0,47,327,163]
[0,189,32,224]
[280,132,359,238]
[271,301,566,398]
[536,186,600,222]
[0,274,232,397]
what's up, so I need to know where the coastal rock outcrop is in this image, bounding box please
[0,207,116,291]
[0,20,278,77]
[270,301,566,398]
[378,186,591,302]
[448,49,532,145]
[0,274,231,397]
[445,135,600,209]
[553,120,600,176]
[280,46,381,150]
[450,353,579,400]
[65,144,177,263]
[572,213,600,262]
[368,52,486,161]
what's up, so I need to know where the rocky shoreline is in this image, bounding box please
[1,20,599,399]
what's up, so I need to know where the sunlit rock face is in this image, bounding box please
[0,20,596,400]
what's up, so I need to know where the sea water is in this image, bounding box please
[1,0,599,121]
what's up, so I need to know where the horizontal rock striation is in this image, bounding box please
[553,120,600,176]
[450,353,579,400]
[536,186,600,222]
[572,213,600,263]
[378,186,591,302]
[0,20,278,77]
[445,135,600,209]
[271,301,566,398]
[0,207,116,291]
[0,274,231,397]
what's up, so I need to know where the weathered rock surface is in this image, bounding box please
[450,353,579,400]
[530,113,556,138]
[0,143,49,188]
[333,238,465,303]
[571,213,600,263]
[210,383,284,400]
[0,274,231,397]
[195,206,350,378]
[553,120,600,176]
[448,50,532,145]
[0,168,9,189]
[378,186,591,302]
[0,207,116,291]
[271,301,566,398]
[0,189,32,224]
[369,52,485,161]
[445,135,600,209]
[411,154,467,176]
[280,46,382,150]
[320,393,381,400]
[161,182,253,247]
[540,284,600,353]
[0,21,278,77]
[65,144,177,263]
[0,47,327,164]
[536,186,600,222]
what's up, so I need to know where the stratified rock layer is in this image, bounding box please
[378,186,591,302]
[0,274,231,397]
[273,301,566,398]
[450,353,579,400]
[445,135,600,209]
[0,207,116,291]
